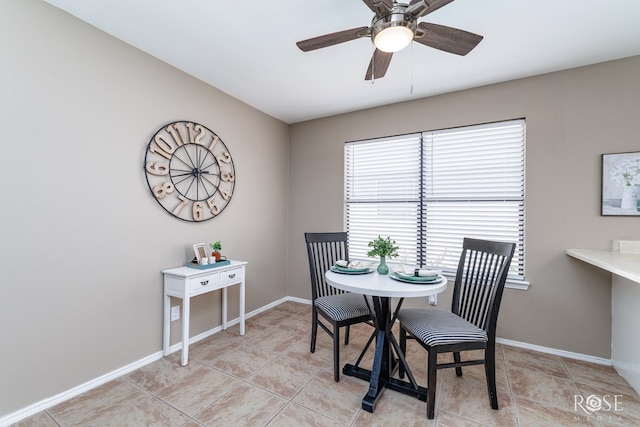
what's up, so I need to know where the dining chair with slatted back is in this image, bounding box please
[305,232,372,381]
[398,237,516,419]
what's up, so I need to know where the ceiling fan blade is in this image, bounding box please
[365,49,393,80]
[362,0,394,17]
[296,26,369,52]
[415,22,483,56]
[409,0,456,18]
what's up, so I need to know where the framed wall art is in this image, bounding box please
[601,151,640,216]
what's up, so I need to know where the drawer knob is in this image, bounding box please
[228,273,236,279]
[201,280,209,286]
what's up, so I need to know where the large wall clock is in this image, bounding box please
[144,120,236,222]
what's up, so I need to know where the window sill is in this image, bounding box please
[506,279,530,290]
[441,274,530,291]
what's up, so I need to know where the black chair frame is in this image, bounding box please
[305,232,373,381]
[399,238,516,419]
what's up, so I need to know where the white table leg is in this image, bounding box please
[181,296,190,366]
[240,280,245,336]
[163,293,170,356]
[222,287,228,330]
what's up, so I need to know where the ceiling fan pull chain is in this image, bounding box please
[410,41,414,94]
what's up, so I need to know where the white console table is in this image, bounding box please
[163,260,247,366]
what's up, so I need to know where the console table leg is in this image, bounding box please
[240,281,245,335]
[222,287,228,330]
[181,296,190,366]
[163,293,170,356]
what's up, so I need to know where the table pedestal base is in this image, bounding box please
[343,296,427,412]
[343,363,427,411]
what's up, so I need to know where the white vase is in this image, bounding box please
[620,185,640,210]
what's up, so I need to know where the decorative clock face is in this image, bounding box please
[144,121,235,222]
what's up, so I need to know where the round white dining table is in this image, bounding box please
[325,269,447,298]
[325,269,447,413]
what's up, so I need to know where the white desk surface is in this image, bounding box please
[565,249,640,284]
[325,270,447,298]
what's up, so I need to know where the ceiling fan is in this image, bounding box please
[296,0,483,80]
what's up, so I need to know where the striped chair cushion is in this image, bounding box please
[315,293,370,322]
[398,308,487,347]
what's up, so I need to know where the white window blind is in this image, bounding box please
[345,119,525,282]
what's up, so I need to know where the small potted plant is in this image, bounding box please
[210,241,222,261]
[367,235,399,275]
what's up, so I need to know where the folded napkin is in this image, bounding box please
[394,265,442,277]
[415,268,442,277]
[335,260,370,269]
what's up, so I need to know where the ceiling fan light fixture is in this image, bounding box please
[296,0,483,81]
[372,12,416,53]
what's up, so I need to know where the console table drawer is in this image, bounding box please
[189,273,220,293]
[220,267,244,285]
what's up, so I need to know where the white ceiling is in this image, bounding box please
[43,0,640,124]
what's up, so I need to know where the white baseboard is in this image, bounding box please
[284,296,311,305]
[156,296,294,356]
[0,296,610,426]
[0,351,164,427]
[283,297,612,367]
[496,337,612,366]
[0,298,288,427]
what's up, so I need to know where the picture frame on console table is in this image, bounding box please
[601,152,640,216]
[193,243,208,264]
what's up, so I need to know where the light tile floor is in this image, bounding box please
[13,301,640,426]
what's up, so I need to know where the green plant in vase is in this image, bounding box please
[367,235,399,275]
[210,241,222,261]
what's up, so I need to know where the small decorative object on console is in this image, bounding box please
[210,241,222,261]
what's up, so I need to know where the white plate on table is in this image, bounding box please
[389,271,445,285]
[330,266,375,275]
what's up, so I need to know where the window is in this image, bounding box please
[344,119,526,285]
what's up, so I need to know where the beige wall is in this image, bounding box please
[289,56,640,360]
[3,0,640,420]
[1,0,288,416]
